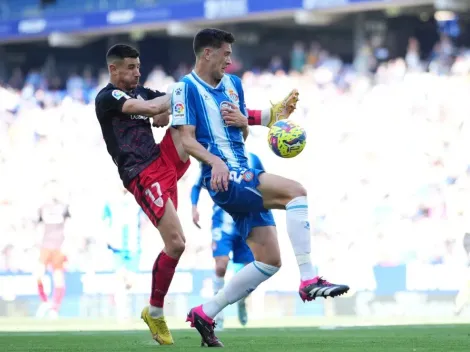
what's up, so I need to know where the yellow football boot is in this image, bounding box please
[268,89,300,128]
[141,306,174,345]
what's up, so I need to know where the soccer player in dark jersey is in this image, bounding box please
[95,44,299,345]
[35,180,70,319]
[95,44,189,345]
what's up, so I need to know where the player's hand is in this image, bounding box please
[268,89,300,127]
[221,102,248,127]
[210,159,229,192]
[192,206,201,229]
[152,110,170,128]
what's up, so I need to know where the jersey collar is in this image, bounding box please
[191,70,225,91]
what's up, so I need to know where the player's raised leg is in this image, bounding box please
[257,172,349,301]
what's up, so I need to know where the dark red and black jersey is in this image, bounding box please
[95,83,165,186]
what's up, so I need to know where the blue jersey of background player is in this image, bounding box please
[190,152,263,328]
[103,189,143,274]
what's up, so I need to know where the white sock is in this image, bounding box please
[286,196,315,281]
[149,305,164,318]
[213,275,225,295]
[202,261,279,319]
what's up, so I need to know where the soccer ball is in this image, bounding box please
[267,120,306,158]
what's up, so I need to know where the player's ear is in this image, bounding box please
[108,64,116,75]
[203,47,212,61]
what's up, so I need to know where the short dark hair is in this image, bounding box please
[106,44,140,64]
[193,28,235,56]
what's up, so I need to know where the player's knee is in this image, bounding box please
[266,257,282,269]
[286,180,307,199]
[214,257,229,277]
[165,231,186,258]
[256,254,282,268]
[274,180,307,207]
[215,264,227,277]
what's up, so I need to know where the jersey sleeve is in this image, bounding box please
[143,87,166,99]
[190,167,204,206]
[171,82,197,126]
[230,75,248,116]
[98,89,132,113]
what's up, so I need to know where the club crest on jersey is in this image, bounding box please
[227,89,239,102]
[112,90,130,100]
[242,171,254,182]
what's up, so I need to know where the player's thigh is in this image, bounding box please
[246,225,281,268]
[156,199,186,257]
[50,250,66,271]
[127,157,176,227]
[208,168,265,213]
[257,172,307,209]
[39,248,51,265]
[128,161,185,257]
[161,128,190,180]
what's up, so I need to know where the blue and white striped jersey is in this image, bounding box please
[171,71,249,179]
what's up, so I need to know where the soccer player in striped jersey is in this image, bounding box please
[173,28,350,347]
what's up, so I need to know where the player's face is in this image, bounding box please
[111,57,141,90]
[209,42,232,81]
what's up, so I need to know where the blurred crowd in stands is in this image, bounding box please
[2,33,470,277]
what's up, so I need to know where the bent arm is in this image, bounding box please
[177,125,222,166]
[122,94,170,117]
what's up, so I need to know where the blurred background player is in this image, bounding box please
[454,232,470,316]
[102,187,144,321]
[191,151,265,330]
[35,180,70,319]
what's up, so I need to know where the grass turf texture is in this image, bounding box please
[1,324,469,351]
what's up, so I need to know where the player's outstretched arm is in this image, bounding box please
[122,94,170,117]
[178,125,229,192]
[247,89,299,127]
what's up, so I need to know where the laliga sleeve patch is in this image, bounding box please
[112,90,130,100]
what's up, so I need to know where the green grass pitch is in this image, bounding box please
[1,324,469,351]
